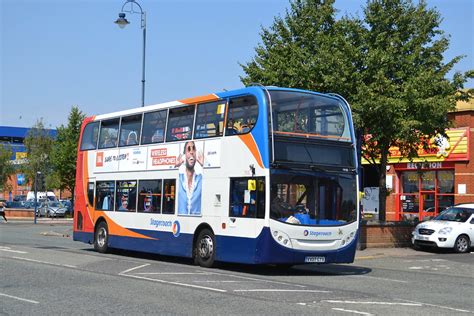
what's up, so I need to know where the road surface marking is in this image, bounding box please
[0,293,39,304]
[400,299,472,313]
[349,275,408,283]
[332,308,373,315]
[194,280,243,283]
[0,246,27,254]
[119,263,150,275]
[323,300,422,306]
[234,289,331,293]
[12,256,76,268]
[120,273,227,293]
[207,271,306,288]
[136,272,212,275]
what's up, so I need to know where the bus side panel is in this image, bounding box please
[215,236,258,264]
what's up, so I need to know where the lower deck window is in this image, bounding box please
[229,177,265,218]
[96,181,115,211]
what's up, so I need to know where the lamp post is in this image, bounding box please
[114,0,147,107]
[34,171,41,224]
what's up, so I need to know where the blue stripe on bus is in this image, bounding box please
[74,227,358,265]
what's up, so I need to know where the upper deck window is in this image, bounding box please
[225,95,258,136]
[142,110,167,144]
[98,119,120,149]
[119,114,142,147]
[166,106,195,142]
[269,91,350,140]
[80,121,99,151]
[194,101,226,139]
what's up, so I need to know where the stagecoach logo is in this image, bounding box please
[304,230,332,237]
[172,221,180,237]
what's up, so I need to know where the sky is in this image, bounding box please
[1,0,473,129]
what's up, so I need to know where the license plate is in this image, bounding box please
[418,236,429,240]
[305,256,325,263]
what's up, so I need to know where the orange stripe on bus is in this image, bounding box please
[179,94,219,105]
[100,212,156,240]
[238,133,264,168]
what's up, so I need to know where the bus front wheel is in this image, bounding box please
[194,229,216,268]
[94,221,109,253]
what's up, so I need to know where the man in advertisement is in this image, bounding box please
[176,141,203,215]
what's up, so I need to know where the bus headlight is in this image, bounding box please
[272,230,292,248]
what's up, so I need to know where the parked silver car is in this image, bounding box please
[36,201,67,218]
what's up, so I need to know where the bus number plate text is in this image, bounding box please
[305,256,325,263]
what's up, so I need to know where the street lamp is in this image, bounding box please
[34,171,41,225]
[114,0,147,107]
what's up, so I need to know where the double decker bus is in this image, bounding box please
[73,86,360,267]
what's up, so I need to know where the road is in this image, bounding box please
[1,221,473,315]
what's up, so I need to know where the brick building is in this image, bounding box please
[362,97,474,222]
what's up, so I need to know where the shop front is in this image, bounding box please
[363,127,470,222]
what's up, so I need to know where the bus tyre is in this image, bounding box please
[94,221,109,253]
[454,235,470,253]
[194,229,216,268]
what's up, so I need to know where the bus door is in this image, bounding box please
[227,177,266,234]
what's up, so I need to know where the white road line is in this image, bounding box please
[120,273,227,293]
[399,299,472,313]
[120,263,150,275]
[194,280,242,283]
[135,272,211,275]
[323,300,422,306]
[207,271,306,288]
[12,256,76,268]
[234,289,331,293]
[348,275,408,283]
[0,247,27,254]
[332,308,373,315]
[0,293,39,304]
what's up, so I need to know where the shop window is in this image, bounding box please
[438,170,454,193]
[163,179,176,214]
[137,180,162,213]
[96,181,115,211]
[229,177,265,218]
[402,171,419,193]
[116,180,137,212]
[421,171,435,191]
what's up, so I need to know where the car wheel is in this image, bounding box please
[94,221,109,253]
[194,229,216,268]
[454,235,470,253]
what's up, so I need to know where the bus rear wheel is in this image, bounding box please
[94,221,109,253]
[194,229,216,268]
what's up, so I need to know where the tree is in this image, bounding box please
[23,119,55,191]
[50,106,85,201]
[241,0,471,221]
[0,145,15,192]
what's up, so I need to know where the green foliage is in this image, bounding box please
[0,144,15,191]
[241,0,472,220]
[22,119,55,189]
[50,106,86,194]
